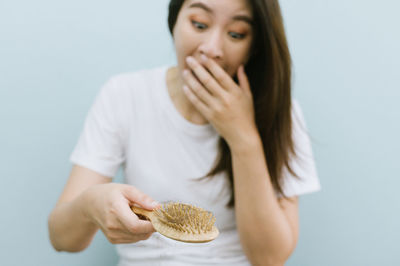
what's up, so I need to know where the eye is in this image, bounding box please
[191,20,208,30]
[229,32,246,40]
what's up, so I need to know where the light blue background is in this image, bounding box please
[1,0,399,265]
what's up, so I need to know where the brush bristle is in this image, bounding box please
[154,202,216,234]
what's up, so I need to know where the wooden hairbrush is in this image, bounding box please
[131,202,219,243]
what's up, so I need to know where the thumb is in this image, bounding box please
[122,185,160,210]
[237,65,251,95]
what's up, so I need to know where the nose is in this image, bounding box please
[198,30,224,60]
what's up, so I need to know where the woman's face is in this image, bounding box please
[173,0,254,78]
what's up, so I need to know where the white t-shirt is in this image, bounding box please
[70,65,321,266]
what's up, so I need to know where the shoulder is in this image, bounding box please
[291,99,304,123]
[290,99,309,136]
[96,65,168,104]
[279,99,321,197]
[106,65,169,90]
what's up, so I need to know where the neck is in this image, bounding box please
[166,66,209,125]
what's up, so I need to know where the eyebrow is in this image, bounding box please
[188,2,254,25]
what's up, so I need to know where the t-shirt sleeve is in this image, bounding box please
[279,100,321,197]
[70,77,126,177]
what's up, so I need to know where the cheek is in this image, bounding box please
[173,27,201,67]
[239,40,253,62]
[174,36,192,68]
[226,45,252,76]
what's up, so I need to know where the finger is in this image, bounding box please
[122,185,160,210]
[109,238,134,244]
[130,219,155,234]
[199,55,238,92]
[183,85,212,119]
[118,232,154,242]
[117,202,156,234]
[108,232,154,244]
[237,65,251,95]
[182,69,216,107]
[137,232,154,241]
[186,56,227,99]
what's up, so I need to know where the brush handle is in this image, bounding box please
[131,206,154,220]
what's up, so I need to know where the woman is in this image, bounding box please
[48,0,321,265]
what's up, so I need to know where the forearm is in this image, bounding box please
[230,135,294,265]
[48,191,98,252]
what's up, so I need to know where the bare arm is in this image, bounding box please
[230,136,299,266]
[48,165,159,252]
[48,165,109,252]
[180,56,299,264]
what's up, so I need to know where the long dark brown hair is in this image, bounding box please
[168,0,297,207]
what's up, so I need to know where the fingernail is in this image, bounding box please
[200,54,208,62]
[186,56,195,64]
[150,201,160,209]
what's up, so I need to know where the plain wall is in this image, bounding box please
[0,0,399,265]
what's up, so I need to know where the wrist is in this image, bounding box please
[77,187,99,226]
[228,130,263,155]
